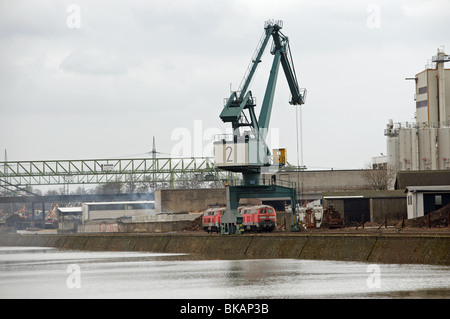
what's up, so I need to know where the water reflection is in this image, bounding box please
[0,247,449,299]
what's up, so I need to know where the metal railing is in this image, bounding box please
[230,177,296,189]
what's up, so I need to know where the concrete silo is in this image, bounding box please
[385,48,450,172]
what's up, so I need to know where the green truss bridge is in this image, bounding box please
[0,157,233,189]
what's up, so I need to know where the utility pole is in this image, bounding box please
[152,136,156,190]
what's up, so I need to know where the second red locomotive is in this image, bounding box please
[240,205,277,232]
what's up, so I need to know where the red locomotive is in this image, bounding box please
[202,205,277,233]
[240,205,277,232]
[202,207,225,233]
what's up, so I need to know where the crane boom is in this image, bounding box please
[216,20,306,177]
[238,25,274,101]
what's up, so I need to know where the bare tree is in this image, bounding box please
[70,186,89,195]
[45,187,66,196]
[361,162,397,190]
[95,181,124,194]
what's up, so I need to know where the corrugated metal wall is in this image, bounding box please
[370,198,406,223]
[323,197,406,224]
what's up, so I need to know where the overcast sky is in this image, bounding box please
[1,0,449,170]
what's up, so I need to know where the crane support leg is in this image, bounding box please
[221,183,299,234]
[221,187,243,234]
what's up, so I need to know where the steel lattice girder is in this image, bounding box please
[0,157,231,186]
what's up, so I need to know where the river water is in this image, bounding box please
[0,246,449,299]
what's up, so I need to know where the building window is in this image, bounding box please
[416,100,427,108]
[435,195,442,206]
[418,86,427,95]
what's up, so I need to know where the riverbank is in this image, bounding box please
[0,231,448,265]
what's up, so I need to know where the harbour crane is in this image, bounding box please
[214,20,307,234]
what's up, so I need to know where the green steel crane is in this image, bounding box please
[214,20,307,234]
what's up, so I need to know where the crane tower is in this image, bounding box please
[213,20,307,234]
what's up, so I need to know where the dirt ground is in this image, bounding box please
[183,215,203,231]
[403,202,450,228]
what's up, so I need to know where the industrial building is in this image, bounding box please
[405,185,450,219]
[385,48,450,171]
[268,169,373,201]
[395,170,450,189]
[322,190,406,224]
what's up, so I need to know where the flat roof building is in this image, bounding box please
[395,170,450,189]
[405,185,450,219]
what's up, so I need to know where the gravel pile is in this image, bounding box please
[405,203,450,228]
[182,214,204,231]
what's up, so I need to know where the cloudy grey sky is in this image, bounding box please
[1,0,449,170]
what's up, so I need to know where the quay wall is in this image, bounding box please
[0,233,448,265]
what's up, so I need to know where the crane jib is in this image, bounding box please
[220,21,305,130]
